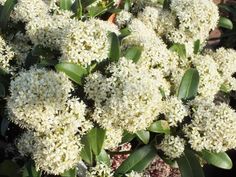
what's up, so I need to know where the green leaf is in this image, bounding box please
[177,150,205,177]
[0,82,5,97]
[81,0,97,8]
[96,149,111,166]
[219,16,233,30]
[121,131,136,144]
[114,145,157,176]
[163,0,171,10]
[125,46,142,63]
[80,135,93,165]
[194,40,201,54]
[1,117,9,136]
[88,6,105,17]
[71,0,83,18]
[135,130,150,144]
[60,0,72,10]
[87,127,106,156]
[124,0,131,11]
[0,0,17,30]
[199,150,232,170]
[148,120,170,134]
[119,28,131,39]
[109,32,120,62]
[0,160,20,177]
[55,63,88,85]
[177,68,200,100]
[170,43,186,58]
[22,162,41,177]
[61,168,77,177]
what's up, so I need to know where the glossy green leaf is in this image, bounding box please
[170,43,186,58]
[80,135,93,165]
[87,127,106,155]
[109,32,120,62]
[71,0,83,18]
[199,150,232,169]
[148,120,170,134]
[88,5,105,17]
[219,16,233,30]
[119,28,131,39]
[121,131,136,144]
[60,0,72,10]
[125,46,142,63]
[0,82,5,97]
[136,130,150,144]
[22,162,41,177]
[0,0,17,30]
[81,0,97,8]
[177,68,199,100]
[55,63,87,85]
[96,149,111,166]
[114,145,157,176]
[0,160,20,177]
[194,40,201,54]
[1,117,9,136]
[61,168,77,177]
[177,150,204,177]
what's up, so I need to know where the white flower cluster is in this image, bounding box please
[86,162,114,177]
[137,0,219,51]
[10,68,92,174]
[184,101,236,152]
[160,135,185,159]
[0,36,14,72]
[162,97,188,127]
[85,58,165,133]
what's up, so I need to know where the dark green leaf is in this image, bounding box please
[163,0,171,10]
[71,0,83,18]
[119,28,131,39]
[81,0,97,8]
[124,0,131,11]
[170,43,186,58]
[125,46,142,63]
[0,160,20,177]
[55,63,88,85]
[135,130,150,144]
[23,161,41,177]
[0,0,17,30]
[1,117,9,136]
[177,150,204,177]
[194,40,201,54]
[80,136,94,165]
[148,120,170,134]
[109,32,120,62]
[96,149,111,166]
[88,6,105,17]
[114,145,157,176]
[60,0,72,10]
[61,168,77,177]
[0,83,5,97]
[121,131,136,144]
[87,127,106,156]
[177,68,199,100]
[219,16,233,30]
[199,150,232,170]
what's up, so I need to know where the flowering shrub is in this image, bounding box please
[0,0,236,177]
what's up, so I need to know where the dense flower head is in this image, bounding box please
[209,47,236,91]
[86,162,114,177]
[32,130,82,175]
[162,97,188,127]
[60,19,119,66]
[160,135,185,159]
[104,128,123,150]
[16,131,36,156]
[0,36,14,72]
[7,67,74,132]
[184,100,236,152]
[168,0,219,45]
[116,10,133,28]
[85,58,165,133]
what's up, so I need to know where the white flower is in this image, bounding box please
[33,130,82,175]
[162,97,188,127]
[184,101,236,152]
[86,162,113,177]
[7,67,73,132]
[0,36,14,73]
[126,171,148,177]
[85,58,164,133]
[104,128,123,150]
[60,19,119,66]
[160,135,185,159]
[16,131,36,156]
[168,0,219,45]
[116,10,133,28]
